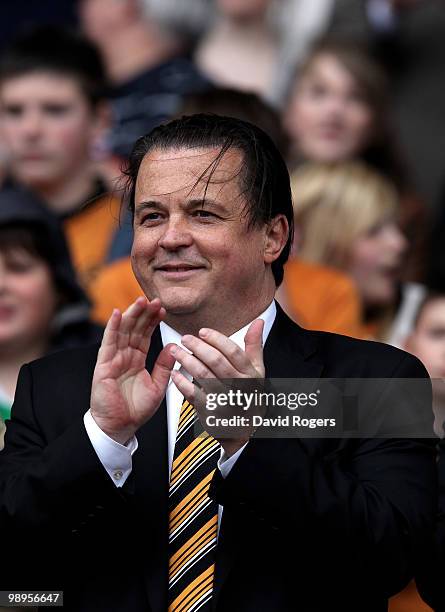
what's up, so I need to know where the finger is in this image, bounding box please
[181,334,240,378]
[101,308,122,347]
[140,300,165,339]
[96,309,122,364]
[244,319,265,374]
[130,298,162,350]
[171,370,207,411]
[119,297,153,335]
[170,345,216,380]
[150,343,176,394]
[194,328,257,375]
[117,297,158,350]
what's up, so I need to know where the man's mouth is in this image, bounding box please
[155,264,204,272]
[154,263,205,279]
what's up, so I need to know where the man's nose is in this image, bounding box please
[20,110,43,138]
[157,217,194,250]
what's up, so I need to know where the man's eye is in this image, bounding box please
[43,104,71,116]
[141,212,162,223]
[2,105,23,117]
[194,210,216,219]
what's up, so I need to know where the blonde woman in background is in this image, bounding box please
[287,161,409,341]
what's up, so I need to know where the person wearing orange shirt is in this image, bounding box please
[0,26,122,294]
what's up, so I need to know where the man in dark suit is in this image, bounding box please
[0,114,437,611]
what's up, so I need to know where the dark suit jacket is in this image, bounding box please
[0,306,437,611]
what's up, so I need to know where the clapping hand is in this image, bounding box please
[169,320,265,456]
[90,297,176,444]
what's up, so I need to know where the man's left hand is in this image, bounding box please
[170,319,265,456]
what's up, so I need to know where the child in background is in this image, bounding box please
[0,26,122,293]
[0,186,102,448]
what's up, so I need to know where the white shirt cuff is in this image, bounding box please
[218,442,248,478]
[83,410,138,487]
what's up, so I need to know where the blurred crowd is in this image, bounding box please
[0,1,444,608]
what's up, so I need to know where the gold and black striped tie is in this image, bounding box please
[168,399,220,612]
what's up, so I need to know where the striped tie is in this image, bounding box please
[168,399,220,612]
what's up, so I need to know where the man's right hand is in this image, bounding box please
[90,297,175,444]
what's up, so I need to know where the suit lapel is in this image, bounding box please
[212,305,324,608]
[133,328,169,612]
[263,304,324,380]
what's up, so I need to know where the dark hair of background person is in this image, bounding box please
[0,224,80,307]
[0,0,77,50]
[290,36,410,191]
[179,87,290,159]
[124,113,294,287]
[0,25,107,107]
[0,185,103,351]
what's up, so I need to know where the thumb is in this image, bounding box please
[244,319,265,374]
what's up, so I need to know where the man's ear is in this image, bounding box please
[264,214,289,264]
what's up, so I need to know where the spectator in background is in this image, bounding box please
[283,37,428,282]
[405,293,445,438]
[284,38,388,171]
[195,0,279,97]
[0,26,123,294]
[291,161,408,341]
[408,292,445,612]
[89,88,364,338]
[370,0,445,213]
[193,0,366,106]
[78,0,210,163]
[0,185,102,448]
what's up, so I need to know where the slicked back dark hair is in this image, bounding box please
[0,26,107,107]
[124,113,294,286]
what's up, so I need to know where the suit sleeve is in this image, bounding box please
[209,352,438,598]
[0,363,132,533]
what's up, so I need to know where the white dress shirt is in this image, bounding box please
[84,301,276,488]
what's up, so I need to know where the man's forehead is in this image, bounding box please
[0,70,86,101]
[135,146,245,197]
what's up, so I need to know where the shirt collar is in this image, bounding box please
[160,300,276,371]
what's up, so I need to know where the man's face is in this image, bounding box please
[0,72,98,190]
[131,146,278,332]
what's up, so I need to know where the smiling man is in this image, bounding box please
[131,145,285,334]
[0,114,437,612]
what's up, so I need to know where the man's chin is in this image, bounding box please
[159,290,202,316]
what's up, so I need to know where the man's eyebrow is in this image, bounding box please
[134,201,163,215]
[135,199,229,213]
[186,198,228,212]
